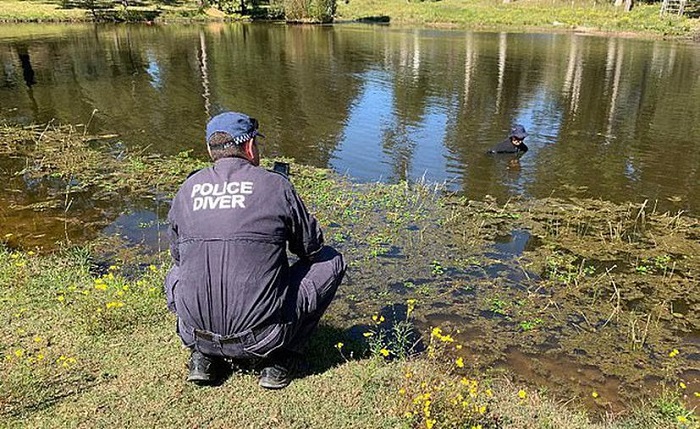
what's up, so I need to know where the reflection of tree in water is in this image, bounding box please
[0,27,699,213]
[16,44,36,87]
[380,126,416,182]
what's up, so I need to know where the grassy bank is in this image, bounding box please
[0,247,695,428]
[1,123,698,428]
[336,0,700,38]
[0,0,218,22]
[0,0,698,38]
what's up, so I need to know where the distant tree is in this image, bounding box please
[614,0,634,11]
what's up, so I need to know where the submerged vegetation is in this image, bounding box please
[0,122,698,427]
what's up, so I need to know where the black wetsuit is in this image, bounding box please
[488,138,528,154]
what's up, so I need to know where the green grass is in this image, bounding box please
[336,0,700,38]
[0,0,87,21]
[0,0,211,22]
[0,247,696,428]
[0,0,698,38]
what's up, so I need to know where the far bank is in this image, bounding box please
[0,0,699,39]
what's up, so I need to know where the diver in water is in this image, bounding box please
[488,124,529,155]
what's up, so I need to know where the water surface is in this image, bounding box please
[1,23,699,231]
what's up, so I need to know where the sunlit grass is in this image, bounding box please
[1,248,695,427]
[0,0,86,21]
[337,0,700,38]
[0,0,206,22]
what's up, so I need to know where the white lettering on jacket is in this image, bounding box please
[191,181,253,211]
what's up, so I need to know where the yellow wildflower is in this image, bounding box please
[379,348,390,357]
[694,392,700,398]
[14,349,24,358]
[109,265,118,271]
[455,344,463,350]
[471,426,483,429]
[398,388,406,395]
[407,299,417,316]
[455,357,464,368]
[679,382,686,389]
[335,342,344,349]
[478,405,486,414]
[27,251,35,256]
[57,295,65,303]
[33,336,42,343]
[592,391,599,398]
[37,353,45,361]
[426,418,436,429]
[149,264,157,272]
[518,390,527,399]
[363,332,374,337]
[677,416,688,424]
[669,349,680,358]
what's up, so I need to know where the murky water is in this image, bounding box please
[2,23,700,224]
[1,23,699,413]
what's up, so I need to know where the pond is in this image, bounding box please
[1,22,699,414]
[1,23,699,221]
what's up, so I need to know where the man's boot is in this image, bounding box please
[258,353,300,390]
[187,350,217,384]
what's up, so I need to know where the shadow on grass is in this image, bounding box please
[303,303,426,377]
[3,371,112,418]
[357,15,391,23]
[201,302,426,386]
[304,323,367,375]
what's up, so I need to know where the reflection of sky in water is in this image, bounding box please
[410,101,449,184]
[102,210,168,251]
[625,158,639,182]
[333,69,394,180]
[146,50,162,89]
[334,69,450,184]
[334,59,567,194]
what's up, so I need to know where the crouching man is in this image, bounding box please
[165,111,347,389]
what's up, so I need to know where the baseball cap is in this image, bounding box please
[206,111,265,146]
[509,124,528,140]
